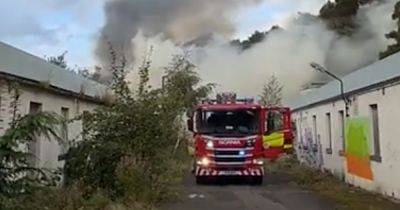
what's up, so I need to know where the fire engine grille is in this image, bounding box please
[214,157,246,163]
[214,150,240,156]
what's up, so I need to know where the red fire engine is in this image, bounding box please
[187,93,293,185]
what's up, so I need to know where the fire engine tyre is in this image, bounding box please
[250,176,263,185]
[196,176,208,185]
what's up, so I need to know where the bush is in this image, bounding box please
[62,52,212,206]
[0,111,62,198]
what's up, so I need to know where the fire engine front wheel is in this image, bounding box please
[249,176,263,185]
[196,176,208,185]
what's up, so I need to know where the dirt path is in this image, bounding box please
[162,173,338,210]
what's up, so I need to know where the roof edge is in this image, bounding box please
[291,74,400,112]
[0,71,106,105]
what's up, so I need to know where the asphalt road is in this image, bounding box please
[162,173,338,210]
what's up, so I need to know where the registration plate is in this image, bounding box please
[219,171,241,175]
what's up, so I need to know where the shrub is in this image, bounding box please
[63,51,213,206]
[0,111,62,198]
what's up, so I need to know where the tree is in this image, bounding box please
[259,75,283,107]
[230,26,281,50]
[380,1,400,59]
[47,51,69,70]
[320,0,359,18]
[137,47,153,97]
[162,54,215,112]
[0,83,62,198]
[47,52,104,83]
[239,31,267,50]
[63,49,214,201]
[319,0,360,35]
[0,111,61,197]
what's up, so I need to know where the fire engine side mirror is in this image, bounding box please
[187,119,194,132]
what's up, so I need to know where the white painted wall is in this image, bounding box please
[293,82,400,199]
[0,81,100,170]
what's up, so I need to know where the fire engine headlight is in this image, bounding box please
[253,158,264,165]
[206,140,214,149]
[197,157,210,166]
[239,150,246,156]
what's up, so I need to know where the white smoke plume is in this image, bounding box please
[196,0,398,100]
[103,0,397,102]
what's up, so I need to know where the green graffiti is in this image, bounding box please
[346,117,371,157]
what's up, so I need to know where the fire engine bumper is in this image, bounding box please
[195,167,264,177]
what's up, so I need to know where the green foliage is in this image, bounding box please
[380,1,400,59]
[0,111,62,197]
[108,44,132,103]
[163,54,215,112]
[47,51,69,70]
[259,75,283,107]
[320,0,359,18]
[231,31,267,50]
[77,67,103,83]
[63,50,213,205]
[138,47,153,97]
[47,52,104,83]
[0,185,116,210]
[8,81,21,124]
[319,0,360,35]
[231,26,281,50]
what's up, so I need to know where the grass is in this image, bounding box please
[0,181,160,210]
[266,156,400,210]
[0,150,190,210]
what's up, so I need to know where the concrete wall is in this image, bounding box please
[0,80,100,170]
[293,81,400,199]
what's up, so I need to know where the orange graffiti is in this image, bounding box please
[346,154,373,180]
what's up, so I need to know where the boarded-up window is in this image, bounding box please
[61,107,69,155]
[326,113,332,154]
[370,104,381,162]
[313,115,317,144]
[338,110,345,152]
[28,102,42,167]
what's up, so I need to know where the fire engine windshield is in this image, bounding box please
[197,109,259,135]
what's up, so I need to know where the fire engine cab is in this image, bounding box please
[187,93,294,185]
[263,107,294,160]
[187,93,264,184]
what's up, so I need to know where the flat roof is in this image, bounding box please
[286,52,400,111]
[198,103,262,111]
[0,42,107,101]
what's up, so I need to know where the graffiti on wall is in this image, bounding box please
[296,117,324,169]
[345,117,373,180]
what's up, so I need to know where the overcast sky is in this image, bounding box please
[0,0,325,69]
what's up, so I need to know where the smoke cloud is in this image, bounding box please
[96,0,262,68]
[100,0,398,102]
[193,0,398,100]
